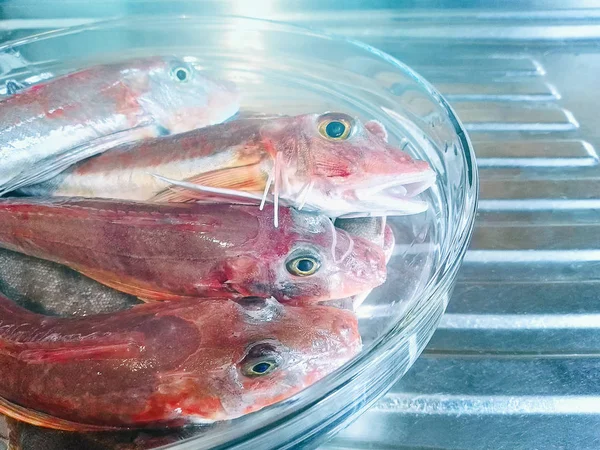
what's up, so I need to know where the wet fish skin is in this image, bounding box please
[22,112,435,220]
[0,248,139,316]
[334,217,387,249]
[333,217,396,310]
[0,295,361,429]
[0,56,239,194]
[334,217,395,263]
[0,252,174,449]
[0,197,387,303]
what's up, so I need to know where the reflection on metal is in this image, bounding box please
[0,2,598,449]
[440,313,600,330]
[324,5,600,450]
[372,393,600,415]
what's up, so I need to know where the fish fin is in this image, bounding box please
[0,397,120,431]
[76,266,189,302]
[231,110,284,120]
[0,125,159,196]
[151,164,266,203]
[3,338,144,364]
[383,224,395,263]
[5,80,25,95]
[150,174,265,204]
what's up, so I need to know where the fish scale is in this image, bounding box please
[0,248,139,317]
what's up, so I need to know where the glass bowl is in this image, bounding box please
[0,15,478,450]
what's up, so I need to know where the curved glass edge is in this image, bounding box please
[0,15,480,450]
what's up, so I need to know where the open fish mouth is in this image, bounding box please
[342,169,437,218]
[357,169,437,199]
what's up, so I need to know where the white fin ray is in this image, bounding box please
[297,180,314,211]
[273,152,284,228]
[259,170,274,211]
[150,174,264,202]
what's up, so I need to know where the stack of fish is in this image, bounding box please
[0,56,435,433]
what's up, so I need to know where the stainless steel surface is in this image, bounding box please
[323,6,600,450]
[1,1,599,449]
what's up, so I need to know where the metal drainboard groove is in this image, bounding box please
[474,140,597,168]
[0,10,594,450]
[325,27,600,448]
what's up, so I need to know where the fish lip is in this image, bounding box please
[340,169,435,216]
[356,169,437,198]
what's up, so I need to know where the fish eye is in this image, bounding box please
[286,255,321,277]
[318,114,353,140]
[241,342,282,377]
[247,361,276,376]
[170,66,192,83]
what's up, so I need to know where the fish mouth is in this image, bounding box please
[343,169,436,218]
[359,169,437,198]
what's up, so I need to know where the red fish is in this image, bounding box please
[332,217,396,310]
[0,295,361,430]
[0,56,239,196]
[0,197,386,303]
[22,112,435,226]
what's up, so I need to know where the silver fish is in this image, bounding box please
[0,56,239,195]
[0,248,139,316]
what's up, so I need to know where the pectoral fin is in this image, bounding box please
[0,397,121,431]
[76,266,193,302]
[150,164,266,203]
[3,339,144,364]
[0,125,159,196]
[150,173,265,204]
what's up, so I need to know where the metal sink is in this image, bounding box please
[1,1,599,448]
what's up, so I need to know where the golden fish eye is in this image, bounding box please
[318,117,352,140]
[241,342,282,377]
[244,360,278,377]
[286,256,321,277]
[171,66,191,83]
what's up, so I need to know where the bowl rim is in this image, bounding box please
[0,14,479,448]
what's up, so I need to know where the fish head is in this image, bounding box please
[128,57,240,133]
[258,207,387,303]
[331,217,397,310]
[218,297,362,418]
[334,217,396,263]
[260,112,436,217]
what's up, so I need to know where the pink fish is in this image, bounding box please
[22,112,436,225]
[332,216,396,310]
[0,197,386,303]
[0,56,239,195]
[0,295,361,430]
